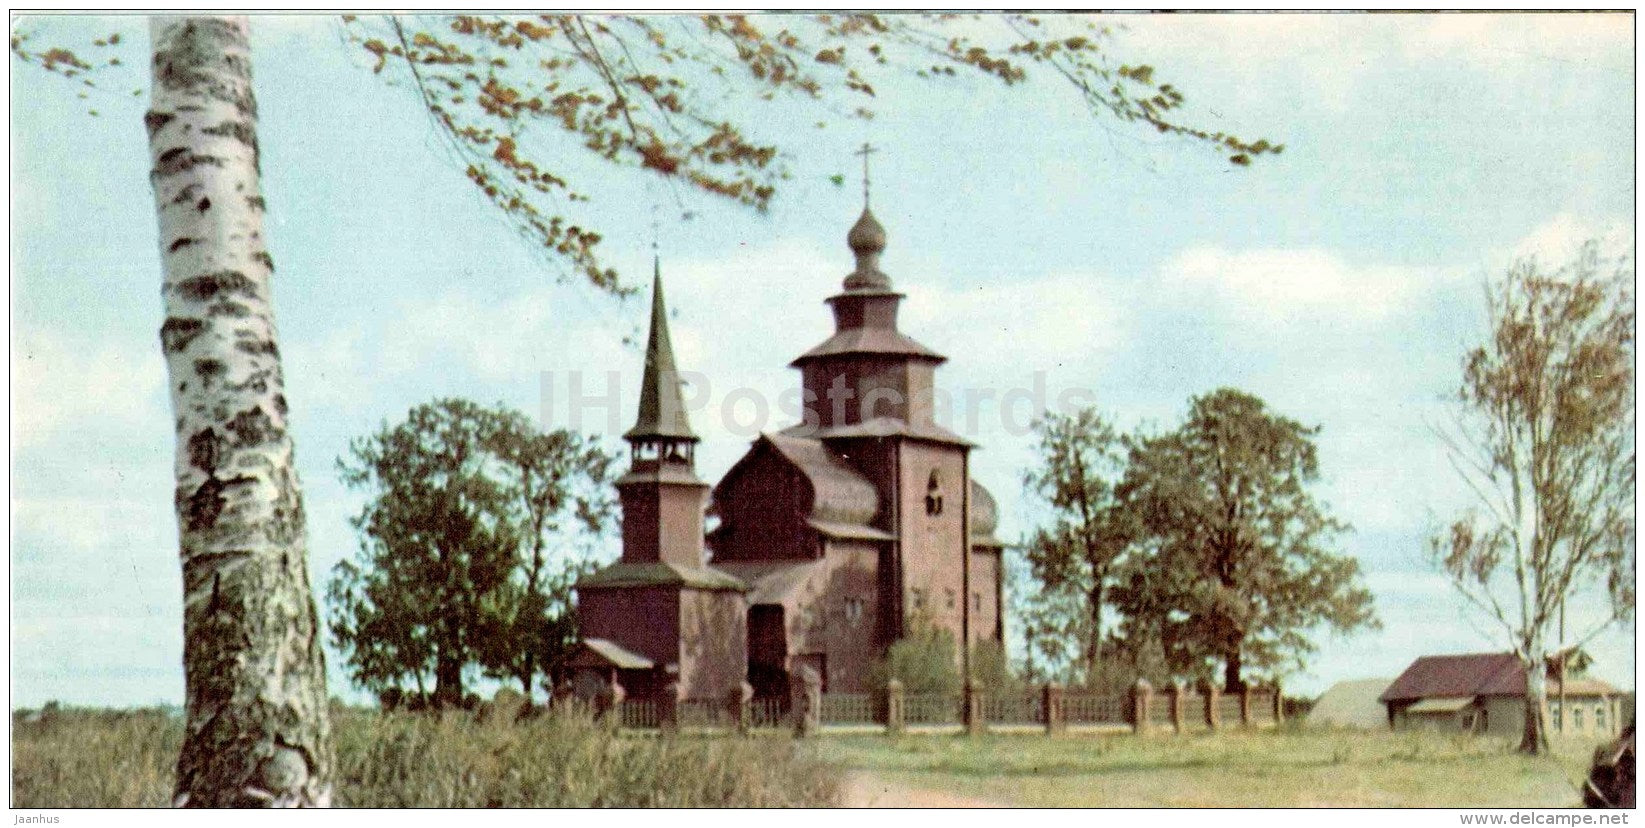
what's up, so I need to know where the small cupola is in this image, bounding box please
[843,207,891,291]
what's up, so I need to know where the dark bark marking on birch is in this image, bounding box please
[176,269,255,302]
[185,478,229,532]
[252,251,274,272]
[235,338,278,358]
[202,119,255,146]
[161,317,206,354]
[245,195,266,211]
[170,237,196,253]
[226,406,275,447]
[197,196,212,212]
[206,299,252,319]
[170,183,202,205]
[273,394,288,417]
[145,110,175,137]
[193,358,226,380]
[153,149,227,179]
[188,427,226,473]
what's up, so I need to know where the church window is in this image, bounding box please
[1574,707,1585,729]
[1596,704,1607,731]
[973,592,983,613]
[844,597,864,627]
[945,588,956,609]
[910,588,926,611]
[925,470,944,516]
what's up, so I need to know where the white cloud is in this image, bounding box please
[1507,213,1632,265]
[11,329,168,451]
[1159,246,1440,322]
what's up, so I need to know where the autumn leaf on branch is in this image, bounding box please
[341,12,1284,298]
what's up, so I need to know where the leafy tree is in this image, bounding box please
[1113,389,1377,692]
[329,398,613,709]
[477,412,616,704]
[1020,408,1131,687]
[1431,243,1635,755]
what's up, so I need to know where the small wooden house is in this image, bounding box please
[1380,652,1623,738]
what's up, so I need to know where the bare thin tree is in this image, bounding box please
[1433,242,1635,755]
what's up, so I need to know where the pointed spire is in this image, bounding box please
[624,258,697,443]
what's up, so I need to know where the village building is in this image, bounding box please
[568,204,1006,703]
[1380,652,1622,738]
[1306,677,1394,730]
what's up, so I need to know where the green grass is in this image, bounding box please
[809,725,1607,807]
[13,707,838,807]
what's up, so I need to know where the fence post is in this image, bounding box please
[885,679,905,736]
[1204,680,1221,731]
[790,664,820,737]
[727,681,753,735]
[1043,682,1065,736]
[1240,684,1254,727]
[1168,680,1186,733]
[1130,679,1152,734]
[1272,680,1284,725]
[964,678,985,736]
[658,681,680,733]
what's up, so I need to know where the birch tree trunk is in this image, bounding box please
[147,15,332,807]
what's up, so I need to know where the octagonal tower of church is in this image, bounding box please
[709,206,1005,698]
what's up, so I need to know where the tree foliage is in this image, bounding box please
[1111,389,1377,691]
[1431,243,1635,755]
[328,398,614,708]
[868,618,960,695]
[339,12,1281,293]
[1020,407,1131,687]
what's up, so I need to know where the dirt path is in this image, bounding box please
[839,772,1009,808]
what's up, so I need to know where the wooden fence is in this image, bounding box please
[605,679,1282,737]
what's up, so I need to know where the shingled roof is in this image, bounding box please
[763,432,880,526]
[624,260,697,443]
[575,561,746,592]
[1380,652,1619,703]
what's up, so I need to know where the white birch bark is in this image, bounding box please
[147,15,332,807]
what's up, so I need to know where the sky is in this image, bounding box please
[9,12,1637,707]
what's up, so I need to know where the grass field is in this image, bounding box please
[12,707,838,807]
[811,725,1608,807]
[14,708,1612,808]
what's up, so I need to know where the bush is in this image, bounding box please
[13,706,839,807]
[870,626,961,695]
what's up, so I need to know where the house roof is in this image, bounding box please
[1307,678,1393,729]
[764,432,881,525]
[1380,652,1619,704]
[575,561,747,592]
[1407,696,1474,714]
[570,638,655,670]
[781,418,975,447]
[713,560,824,606]
[790,327,947,367]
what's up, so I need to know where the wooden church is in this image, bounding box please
[570,203,1005,703]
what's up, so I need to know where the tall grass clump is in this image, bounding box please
[13,706,839,808]
[12,708,179,807]
[333,707,838,807]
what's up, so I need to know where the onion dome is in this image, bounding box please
[843,207,891,291]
